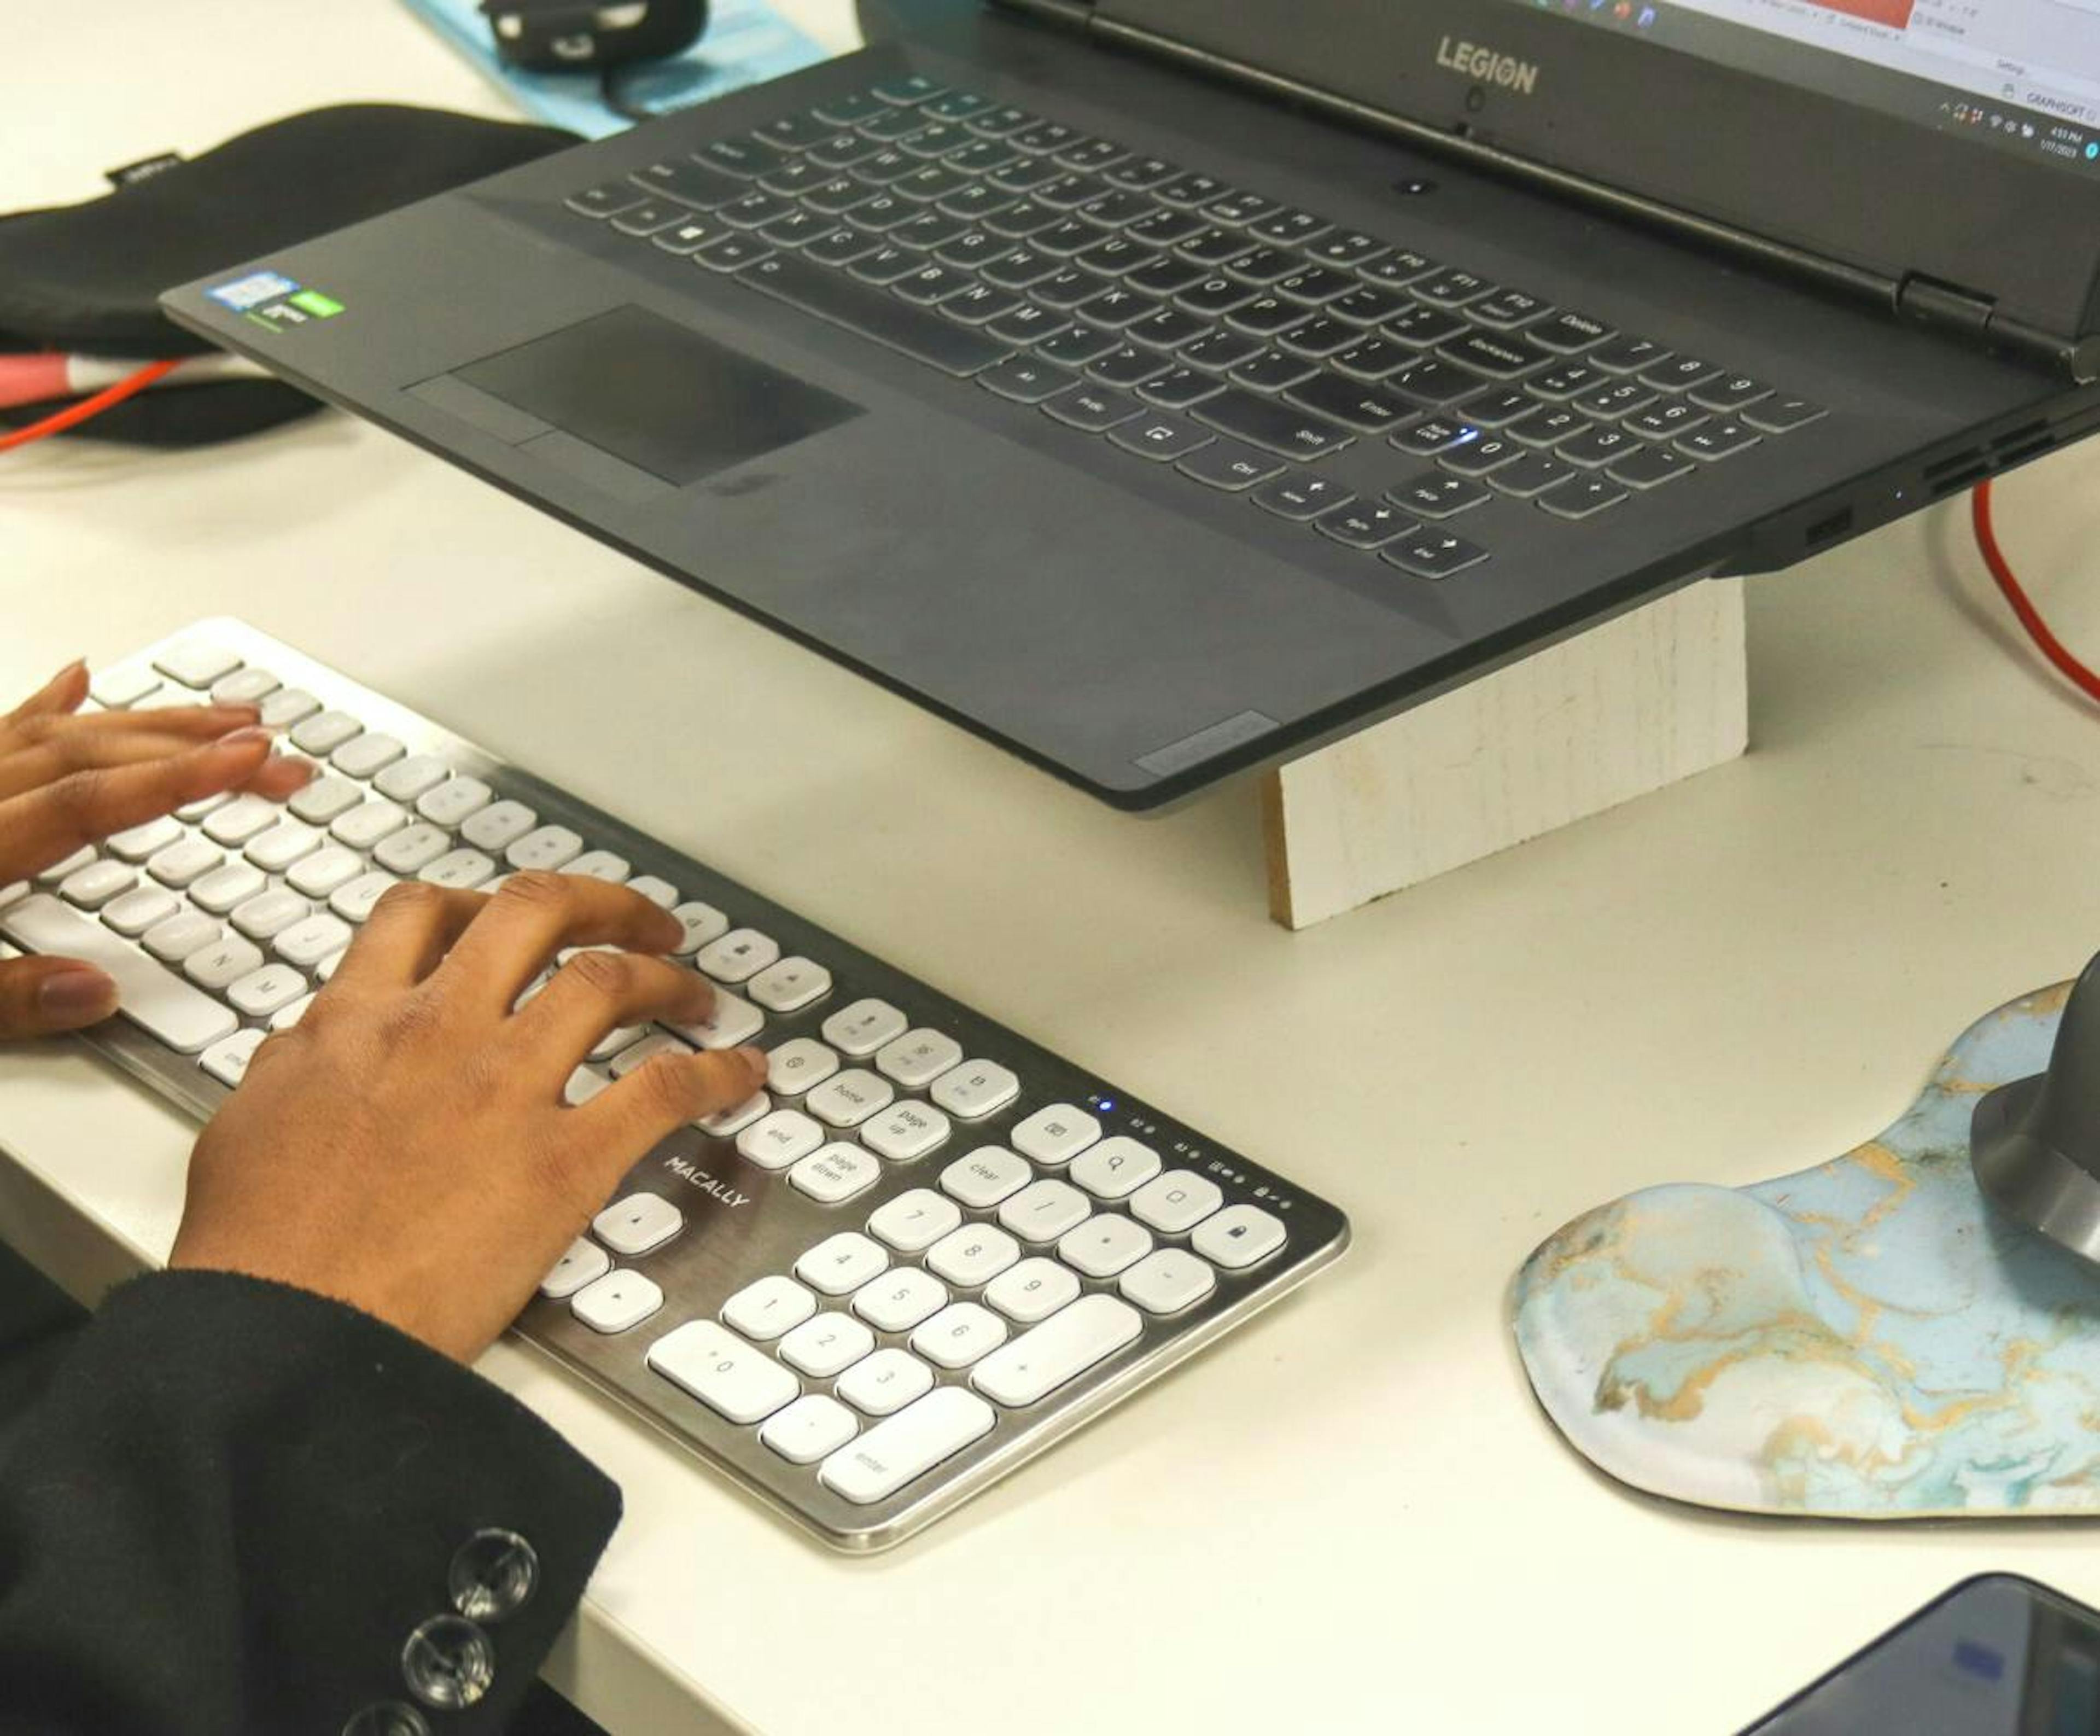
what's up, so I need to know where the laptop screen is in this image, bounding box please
[1502,0,2100,177]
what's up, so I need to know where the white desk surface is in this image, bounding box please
[9,7,2100,1732]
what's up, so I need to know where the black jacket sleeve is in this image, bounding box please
[0,1268,622,1735]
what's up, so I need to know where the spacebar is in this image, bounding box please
[1,894,238,1056]
[739,255,1012,378]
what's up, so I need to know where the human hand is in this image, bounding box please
[170,873,768,1362]
[0,659,311,1039]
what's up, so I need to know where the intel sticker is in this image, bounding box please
[207,270,300,312]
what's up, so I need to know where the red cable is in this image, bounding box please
[0,357,184,453]
[1972,479,2100,707]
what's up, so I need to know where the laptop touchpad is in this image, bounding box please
[448,305,862,486]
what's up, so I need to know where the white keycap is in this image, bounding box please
[996,1178,1091,1244]
[778,1312,875,1379]
[243,820,321,872]
[316,947,348,983]
[874,1028,964,1089]
[60,860,136,910]
[373,824,451,874]
[226,964,308,1018]
[289,774,366,825]
[696,1091,769,1137]
[794,1231,889,1297]
[591,1191,685,1257]
[101,884,178,939]
[648,1319,800,1424]
[415,775,493,827]
[609,1032,693,1079]
[1192,1203,1288,1269]
[911,1302,1009,1371]
[184,934,265,991]
[202,796,280,847]
[154,643,241,689]
[273,912,352,968]
[1119,1247,1218,1315]
[493,824,581,876]
[540,1238,611,1300]
[737,1108,825,1171]
[331,731,405,779]
[940,1146,1032,1209]
[136,685,213,712]
[867,1189,963,1254]
[330,801,409,850]
[460,799,536,852]
[924,1223,1021,1288]
[696,927,780,984]
[587,1022,645,1063]
[258,687,321,729]
[0,881,24,912]
[835,1347,934,1417]
[1011,1103,1102,1167]
[788,1142,882,1204]
[562,849,630,884]
[269,993,316,1032]
[821,997,909,1057]
[1070,1135,1162,1201]
[1,896,235,1053]
[190,863,266,915]
[199,1027,267,1088]
[105,815,183,863]
[229,888,309,941]
[761,1394,860,1466]
[766,1036,839,1097]
[983,1257,1082,1325]
[1058,1214,1154,1278]
[861,1101,950,1163]
[804,1068,894,1129]
[329,871,398,923]
[373,755,449,802]
[36,847,97,886]
[853,1267,949,1333]
[819,1386,994,1505]
[572,1269,664,1334]
[931,1059,1020,1120]
[668,901,728,955]
[563,1066,611,1106]
[721,1274,816,1342]
[625,873,677,907]
[671,988,764,1051]
[90,666,160,708]
[1129,1169,1224,1234]
[748,956,832,1012]
[141,911,222,965]
[290,709,362,755]
[146,836,223,889]
[211,667,280,706]
[971,1293,1144,1408]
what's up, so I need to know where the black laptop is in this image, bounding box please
[166,0,2100,807]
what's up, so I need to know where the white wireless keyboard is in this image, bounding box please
[0,621,1350,1550]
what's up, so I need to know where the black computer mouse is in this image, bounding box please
[1971,950,2100,1265]
[481,0,708,71]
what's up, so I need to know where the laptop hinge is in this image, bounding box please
[1897,274,2099,381]
[994,0,1095,28]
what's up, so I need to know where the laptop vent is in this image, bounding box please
[1924,421,2059,500]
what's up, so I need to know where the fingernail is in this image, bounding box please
[215,724,274,747]
[55,657,86,683]
[734,1045,768,1074]
[38,968,118,1024]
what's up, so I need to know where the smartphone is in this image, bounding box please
[1743,1575,2100,1735]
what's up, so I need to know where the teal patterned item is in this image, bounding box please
[1512,980,2100,1517]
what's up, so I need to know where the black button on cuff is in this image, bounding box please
[402,1613,495,1711]
[450,1527,540,1623]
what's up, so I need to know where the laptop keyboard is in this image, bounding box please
[1,622,1350,1551]
[564,74,1828,582]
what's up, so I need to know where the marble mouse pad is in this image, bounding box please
[1511,981,2100,1517]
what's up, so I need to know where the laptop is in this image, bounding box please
[164,0,2100,808]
